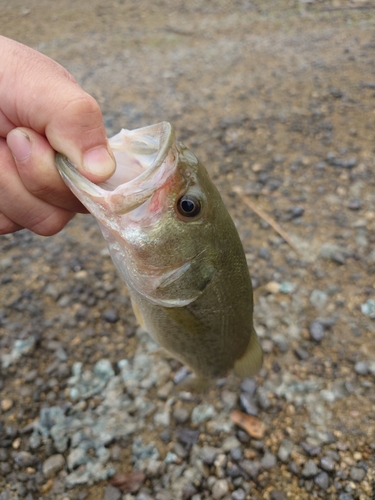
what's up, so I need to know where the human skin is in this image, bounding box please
[0,36,116,236]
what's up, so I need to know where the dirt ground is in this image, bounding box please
[1,0,375,499]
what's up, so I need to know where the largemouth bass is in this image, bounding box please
[56,122,262,388]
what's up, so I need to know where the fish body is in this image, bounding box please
[56,122,262,386]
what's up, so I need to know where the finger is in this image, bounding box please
[7,127,87,213]
[0,138,76,236]
[0,213,22,235]
[0,36,116,182]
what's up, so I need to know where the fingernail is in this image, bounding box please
[7,129,32,161]
[83,147,116,178]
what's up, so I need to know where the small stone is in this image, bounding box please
[200,446,220,465]
[12,451,36,467]
[103,485,121,500]
[349,466,366,482]
[277,439,293,463]
[279,281,295,294]
[231,489,246,500]
[301,459,319,478]
[294,347,310,361]
[354,361,368,376]
[177,428,199,448]
[270,492,287,500]
[159,429,171,443]
[42,454,65,478]
[338,494,354,500]
[230,448,243,461]
[261,452,277,470]
[102,309,119,323]
[221,436,241,452]
[221,390,237,410]
[153,410,170,427]
[173,366,190,385]
[67,448,88,470]
[240,378,257,396]
[320,456,335,472]
[239,459,260,479]
[314,471,330,490]
[1,399,13,412]
[310,290,328,309]
[301,442,321,457]
[94,359,115,380]
[191,404,216,424]
[361,299,375,318]
[212,479,229,499]
[239,393,258,416]
[347,199,361,210]
[173,442,189,459]
[309,321,325,342]
[173,407,190,424]
[259,248,271,260]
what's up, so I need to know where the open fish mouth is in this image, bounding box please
[55,122,177,216]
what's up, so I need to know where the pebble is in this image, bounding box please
[361,299,375,318]
[200,446,220,465]
[191,404,216,424]
[239,393,258,416]
[221,436,241,452]
[314,471,330,490]
[354,361,368,376]
[277,439,293,463]
[309,290,328,309]
[103,485,122,500]
[239,459,260,479]
[260,452,277,470]
[102,309,119,323]
[67,448,88,470]
[240,378,257,396]
[309,321,325,342]
[1,399,13,412]
[212,479,229,499]
[231,489,246,500]
[270,492,287,500]
[221,390,238,410]
[320,455,335,472]
[301,459,319,478]
[177,428,199,448]
[42,454,65,478]
[172,407,190,424]
[349,466,366,482]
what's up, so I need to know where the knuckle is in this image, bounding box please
[61,93,102,126]
[30,210,75,236]
[0,214,21,235]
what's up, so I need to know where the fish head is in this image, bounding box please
[56,122,224,307]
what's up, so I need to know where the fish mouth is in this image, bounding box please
[55,122,176,216]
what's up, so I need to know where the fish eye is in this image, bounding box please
[176,195,201,218]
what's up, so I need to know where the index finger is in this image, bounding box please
[0,36,116,182]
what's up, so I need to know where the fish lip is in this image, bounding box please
[55,122,176,215]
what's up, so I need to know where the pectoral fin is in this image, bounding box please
[131,297,146,329]
[161,306,206,335]
[233,329,263,378]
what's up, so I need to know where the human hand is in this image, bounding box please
[0,36,116,236]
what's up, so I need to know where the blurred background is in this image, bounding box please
[1,1,375,499]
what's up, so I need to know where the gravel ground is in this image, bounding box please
[1,1,375,499]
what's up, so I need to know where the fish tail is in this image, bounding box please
[233,328,263,378]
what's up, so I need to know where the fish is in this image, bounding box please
[55,122,262,389]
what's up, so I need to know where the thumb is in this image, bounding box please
[45,93,116,183]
